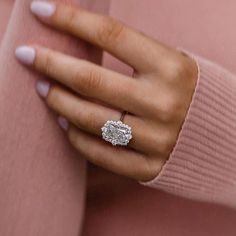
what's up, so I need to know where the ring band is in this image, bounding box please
[101,111,132,146]
[120,110,128,122]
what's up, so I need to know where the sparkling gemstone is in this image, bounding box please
[101,120,132,146]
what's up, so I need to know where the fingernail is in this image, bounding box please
[15,46,35,65]
[58,116,69,131]
[36,79,50,98]
[30,1,56,17]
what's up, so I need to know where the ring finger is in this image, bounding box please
[38,80,164,154]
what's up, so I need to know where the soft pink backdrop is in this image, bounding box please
[0,1,236,236]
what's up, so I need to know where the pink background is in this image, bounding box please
[1,1,236,236]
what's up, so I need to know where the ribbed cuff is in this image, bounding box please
[140,54,236,208]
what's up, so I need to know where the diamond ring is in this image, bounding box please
[101,111,132,146]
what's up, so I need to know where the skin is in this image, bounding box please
[16,2,198,182]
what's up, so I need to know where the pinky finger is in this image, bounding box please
[64,123,159,181]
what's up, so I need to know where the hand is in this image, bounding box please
[15,1,198,182]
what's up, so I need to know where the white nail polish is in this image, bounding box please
[36,80,50,98]
[30,1,56,17]
[58,116,69,131]
[15,46,36,65]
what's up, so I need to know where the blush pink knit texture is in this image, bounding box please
[141,55,236,208]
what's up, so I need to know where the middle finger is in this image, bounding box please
[16,46,144,115]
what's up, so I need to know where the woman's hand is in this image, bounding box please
[15,1,198,182]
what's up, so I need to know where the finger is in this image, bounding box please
[18,46,144,115]
[30,1,170,72]
[43,82,169,154]
[66,124,161,181]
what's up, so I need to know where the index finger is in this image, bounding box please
[30,1,169,72]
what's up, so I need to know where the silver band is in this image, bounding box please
[120,110,128,122]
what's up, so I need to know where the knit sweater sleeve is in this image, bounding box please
[140,53,236,208]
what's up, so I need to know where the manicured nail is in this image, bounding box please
[36,79,50,98]
[30,1,56,17]
[58,116,69,131]
[15,46,35,65]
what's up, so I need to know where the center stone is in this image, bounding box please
[101,120,132,146]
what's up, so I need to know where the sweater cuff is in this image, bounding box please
[140,53,236,208]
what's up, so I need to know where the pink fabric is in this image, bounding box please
[141,53,236,207]
[0,0,236,236]
[0,0,109,235]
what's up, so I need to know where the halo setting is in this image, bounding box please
[101,120,132,146]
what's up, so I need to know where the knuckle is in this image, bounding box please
[164,53,198,84]
[157,106,172,123]
[47,86,62,109]
[96,17,125,46]
[174,60,186,77]
[69,68,84,89]
[157,95,181,123]
[43,51,54,75]
[166,57,187,80]
[82,69,103,93]
[64,7,78,29]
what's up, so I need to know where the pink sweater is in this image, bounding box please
[1,0,236,235]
